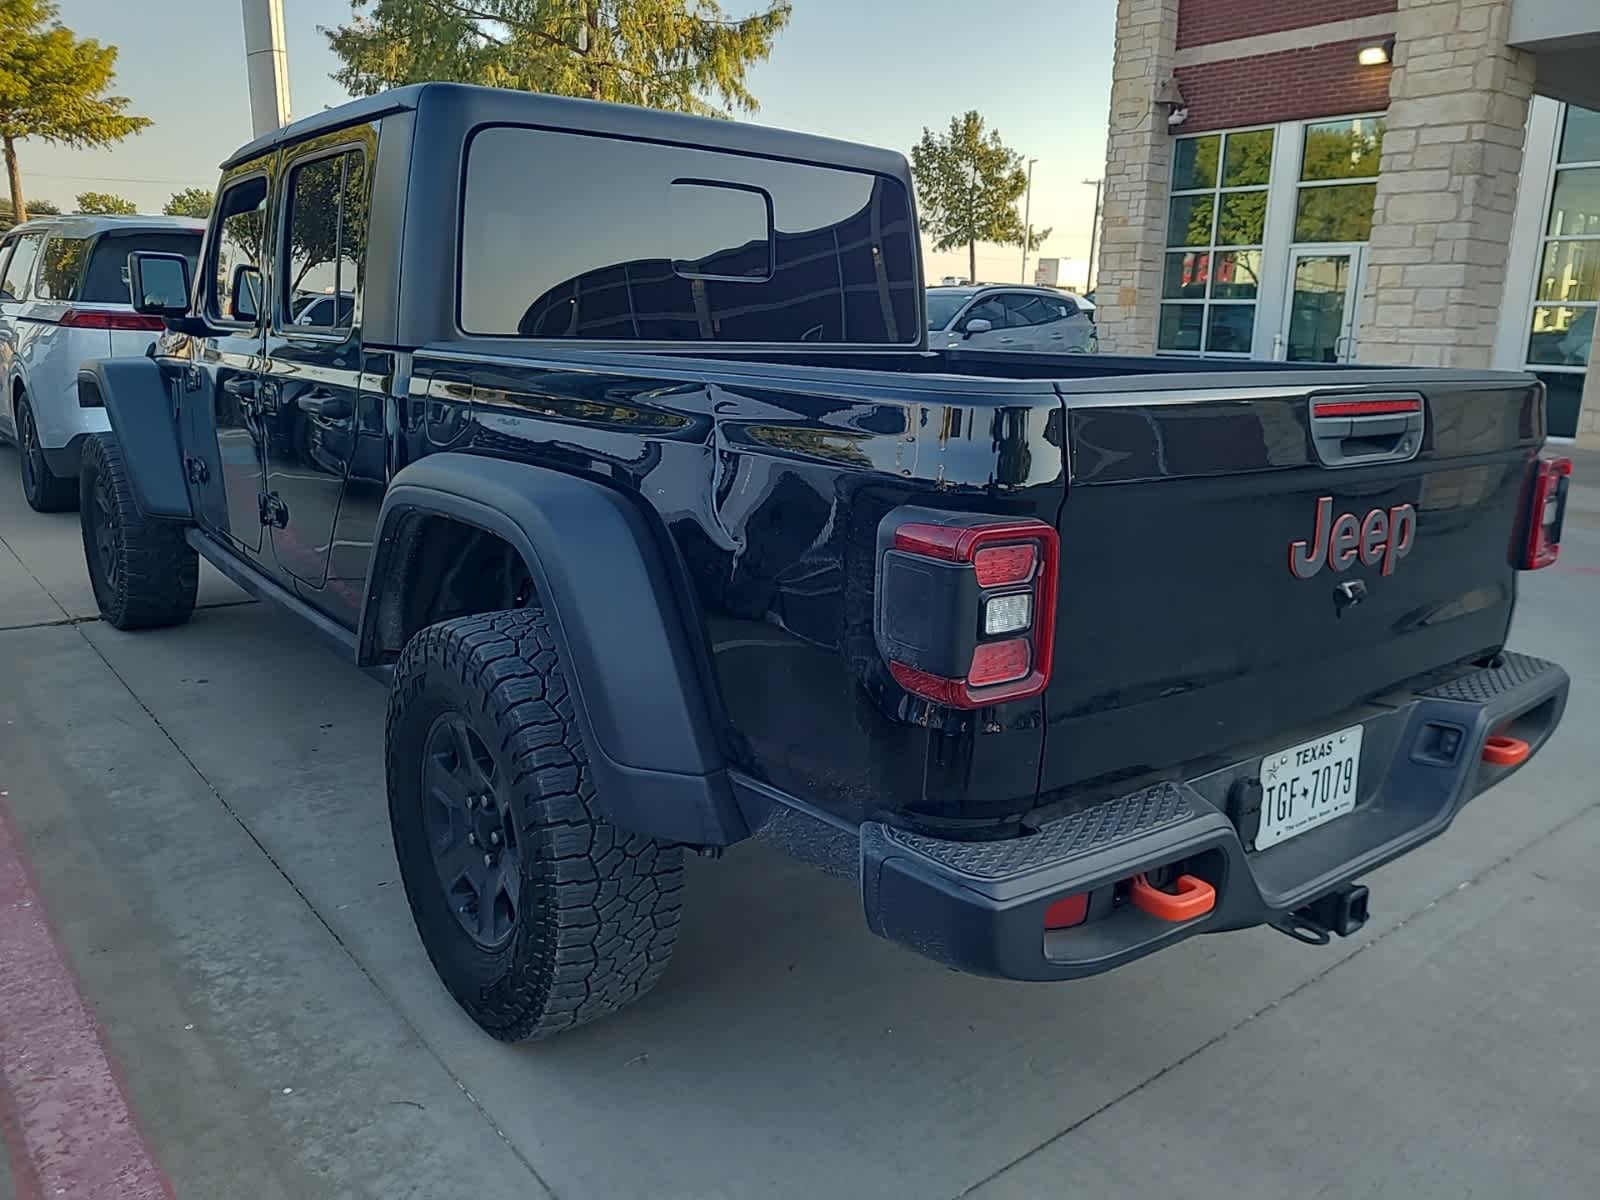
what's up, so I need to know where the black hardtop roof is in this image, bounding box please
[220,82,911,179]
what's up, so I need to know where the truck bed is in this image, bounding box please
[413,342,1546,833]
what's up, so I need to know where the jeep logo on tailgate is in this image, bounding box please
[1289,497,1415,579]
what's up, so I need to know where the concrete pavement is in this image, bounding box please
[0,446,1596,1199]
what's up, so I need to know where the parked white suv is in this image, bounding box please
[0,215,204,510]
[925,285,1097,355]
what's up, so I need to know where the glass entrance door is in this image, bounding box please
[1281,245,1367,362]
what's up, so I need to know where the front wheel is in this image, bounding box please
[386,608,685,1041]
[16,397,78,512]
[79,434,198,629]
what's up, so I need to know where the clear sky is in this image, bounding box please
[23,0,1115,287]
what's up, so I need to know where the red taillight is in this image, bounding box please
[1043,892,1089,930]
[1520,456,1572,570]
[967,638,1030,687]
[59,309,165,331]
[879,516,1059,709]
[1311,397,1422,419]
[973,543,1037,588]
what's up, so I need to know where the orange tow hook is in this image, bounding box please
[1130,873,1217,923]
[1482,734,1531,766]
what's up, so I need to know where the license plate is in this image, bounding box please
[1255,725,1363,851]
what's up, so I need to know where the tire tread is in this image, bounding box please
[386,608,684,1042]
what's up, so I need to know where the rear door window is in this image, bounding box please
[459,126,918,344]
[0,233,43,302]
[35,237,88,301]
[81,231,202,304]
[280,148,368,333]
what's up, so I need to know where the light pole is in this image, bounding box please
[242,0,291,138]
[1082,177,1103,295]
[1020,157,1037,285]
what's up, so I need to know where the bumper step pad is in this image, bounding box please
[856,651,1568,982]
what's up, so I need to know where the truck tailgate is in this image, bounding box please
[1040,374,1546,800]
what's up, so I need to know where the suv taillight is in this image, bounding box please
[1520,456,1572,570]
[875,512,1059,708]
[59,309,165,331]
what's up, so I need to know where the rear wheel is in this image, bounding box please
[16,396,77,512]
[386,608,685,1041]
[79,434,198,630]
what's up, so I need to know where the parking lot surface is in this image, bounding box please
[1,448,1597,1200]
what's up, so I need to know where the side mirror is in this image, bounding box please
[230,263,263,323]
[128,252,191,318]
[962,317,993,337]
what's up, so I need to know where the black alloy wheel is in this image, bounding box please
[422,712,523,949]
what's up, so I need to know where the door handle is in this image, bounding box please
[223,378,256,399]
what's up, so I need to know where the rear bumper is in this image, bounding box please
[856,652,1567,981]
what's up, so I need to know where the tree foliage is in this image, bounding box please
[75,189,135,214]
[0,0,150,223]
[911,112,1048,285]
[0,195,56,231]
[163,187,214,218]
[323,0,792,117]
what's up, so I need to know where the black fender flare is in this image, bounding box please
[77,358,191,521]
[361,452,747,847]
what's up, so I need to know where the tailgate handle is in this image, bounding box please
[1308,394,1424,468]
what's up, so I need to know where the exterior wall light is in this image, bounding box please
[1358,38,1395,66]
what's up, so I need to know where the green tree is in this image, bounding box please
[0,195,57,231]
[911,112,1049,286]
[0,0,151,224]
[323,0,792,116]
[162,186,213,218]
[75,189,135,214]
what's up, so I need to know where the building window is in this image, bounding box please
[1527,105,1598,436]
[1161,127,1272,354]
[1294,117,1384,242]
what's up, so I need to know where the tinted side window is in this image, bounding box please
[36,237,88,301]
[964,297,1008,328]
[82,231,202,304]
[0,234,43,302]
[209,175,269,324]
[282,149,368,332]
[460,126,919,344]
[1003,294,1061,327]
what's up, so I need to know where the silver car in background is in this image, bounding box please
[0,214,204,511]
[926,285,1097,354]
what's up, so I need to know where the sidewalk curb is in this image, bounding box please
[0,796,173,1200]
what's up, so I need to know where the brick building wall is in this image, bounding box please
[1178,0,1397,49]
[1175,39,1394,131]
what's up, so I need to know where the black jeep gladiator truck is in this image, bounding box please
[79,83,1570,1041]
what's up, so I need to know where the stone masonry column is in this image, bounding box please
[1577,321,1600,448]
[1355,0,1536,367]
[1096,0,1180,355]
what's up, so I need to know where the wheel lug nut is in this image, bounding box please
[467,833,478,846]
[483,853,495,868]
[489,831,501,846]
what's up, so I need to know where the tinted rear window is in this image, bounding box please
[82,231,202,304]
[459,126,919,344]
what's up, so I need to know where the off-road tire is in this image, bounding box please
[16,396,78,512]
[79,433,198,629]
[386,608,685,1042]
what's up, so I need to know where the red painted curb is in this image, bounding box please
[0,796,174,1200]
